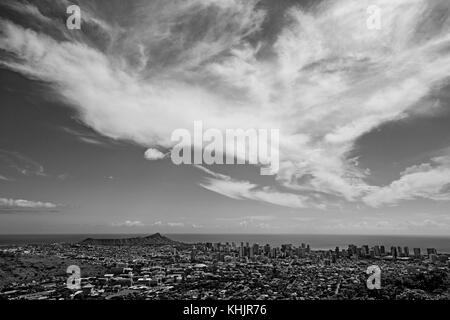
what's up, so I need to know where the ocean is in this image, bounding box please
[0,234,450,253]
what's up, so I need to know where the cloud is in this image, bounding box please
[0,197,60,213]
[78,136,105,146]
[0,0,450,209]
[57,173,70,180]
[0,150,45,177]
[314,213,450,235]
[0,175,11,181]
[217,215,275,222]
[150,220,186,228]
[167,222,185,227]
[196,165,325,209]
[217,215,275,229]
[61,126,115,147]
[292,217,316,223]
[1,1,52,24]
[0,197,58,208]
[200,175,311,208]
[144,148,166,161]
[363,155,450,207]
[112,220,145,227]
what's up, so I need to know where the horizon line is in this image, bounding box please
[0,232,450,238]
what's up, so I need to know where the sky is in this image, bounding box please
[0,0,450,235]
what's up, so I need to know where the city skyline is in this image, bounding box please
[1,232,448,301]
[1,0,450,235]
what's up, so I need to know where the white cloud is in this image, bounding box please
[112,220,145,227]
[0,150,45,177]
[197,165,325,209]
[0,197,58,209]
[363,155,450,207]
[316,213,450,235]
[200,176,311,208]
[217,215,275,222]
[217,215,275,229]
[144,148,166,161]
[0,0,450,209]
[150,221,186,228]
[78,137,105,146]
[2,2,52,24]
[167,222,185,227]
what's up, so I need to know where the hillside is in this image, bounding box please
[80,233,184,246]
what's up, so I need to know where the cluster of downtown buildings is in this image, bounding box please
[196,241,441,263]
[0,239,449,300]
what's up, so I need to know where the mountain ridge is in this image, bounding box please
[80,233,185,246]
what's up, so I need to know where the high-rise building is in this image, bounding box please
[380,245,386,255]
[281,244,292,253]
[296,247,306,258]
[374,245,381,257]
[335,246,340,257]
[252,243,259,256]
[403,246,409,257]
[362,245,369,256]
[328,249,333,258]
[271,247,277,259]
[391,246,397,258]
[430,254,438,263]
[413,248,421,258]
[427,248,437,255]
[397,246,403,257]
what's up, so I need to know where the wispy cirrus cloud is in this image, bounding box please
[200,176,313,209]
[0,0,450,210]
[217,215,277,230]
[1,1,52,24]
[363,155,450,207]
[0,150,45,177]
[150,221,185,228]
[60,126,117,147]
[0,175,11,181]
[195,165,315,208]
